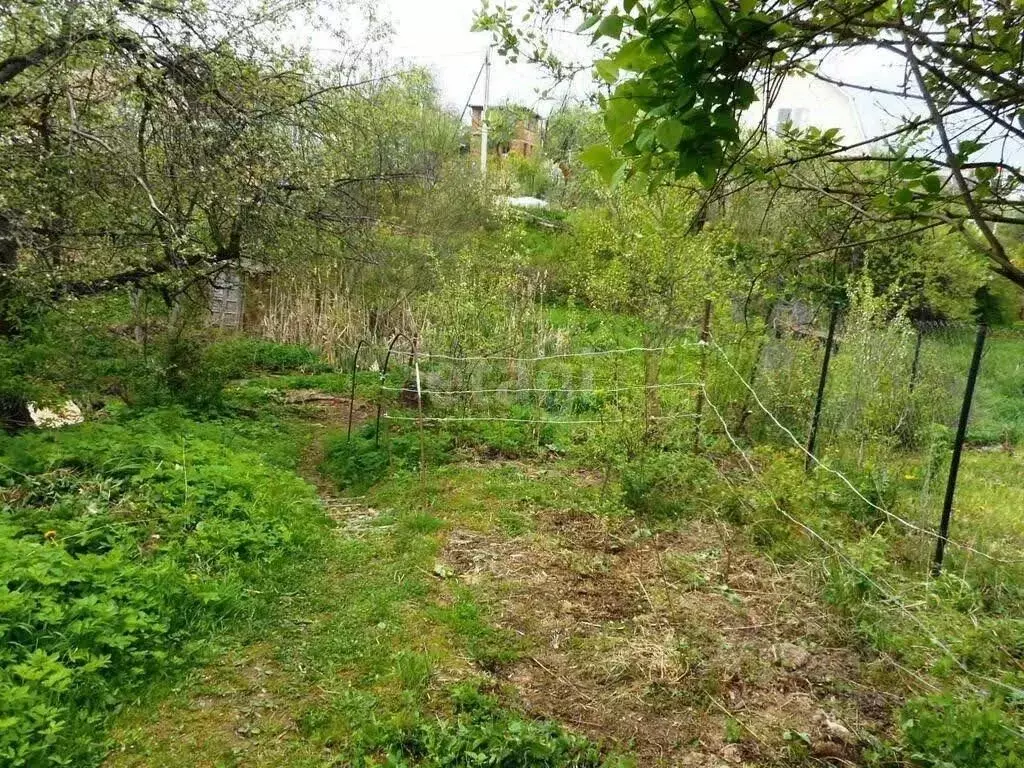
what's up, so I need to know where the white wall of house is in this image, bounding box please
[741,76,867,146]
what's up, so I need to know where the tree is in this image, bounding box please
[475,0,1024,293]
[0,0,442,428]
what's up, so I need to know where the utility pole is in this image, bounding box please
[480,46,491,179]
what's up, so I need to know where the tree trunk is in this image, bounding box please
[0,211,32,433]
[0,211,17,338]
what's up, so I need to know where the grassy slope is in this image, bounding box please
[107,426,900,768]
[0,404,326,767]
[6,315,1024,767]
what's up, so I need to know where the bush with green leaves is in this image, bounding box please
[204,338,330,378]
[0,409,325,767]
[322,424,455,492]
[901,695,1024,768]
[621,450,720,518]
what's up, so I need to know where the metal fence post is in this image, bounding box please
[375,333,409,448]
[932,324,987,577]
[347,339,367,442]
[414,345,426,481]
[693,299,713,451]
[909,325,924,392]
[805,303,840,471]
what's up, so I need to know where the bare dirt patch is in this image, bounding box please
[441,506,900,767]
[285,391,376,426]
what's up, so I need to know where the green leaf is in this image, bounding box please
[975,165,997,183]
[675,87,696,109]
[577,13,602,32]
[921,174,942,194]
[711,111,739,138]
[894,186,914,204]
[899,164,924,180]
[735,81,757,107]
[595,59,620,84]
[604,98,639,146]
[614,38,658,71]
[635,124,657,152]
[581,144,613,170]
[596,14,625,40]
[698,162,718,188]
[739,0,756,14]
[656,118,686,150]
[676,152,698,178]
[580,144,625,184]
[957,139,986,157]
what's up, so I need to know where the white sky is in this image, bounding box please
[380,0,591,116]
[315,0,1016,164]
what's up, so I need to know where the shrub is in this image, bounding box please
[322,424,453,492]
[621,451,719,518]
[450,409,557,458]
[204,338,329,377]
[345,683,615,768]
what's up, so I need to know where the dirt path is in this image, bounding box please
[106,394,384,767]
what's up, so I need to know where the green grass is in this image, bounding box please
[0,407,325,767]
[8,300,1024,768]
[105,426,626,768]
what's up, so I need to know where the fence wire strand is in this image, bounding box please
[703,387,1024,707]
[417,343,698,363]
[709,335,1024,566]
[379,380,701,396]
[383,412,701,426]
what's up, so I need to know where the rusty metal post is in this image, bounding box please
[693,299,713,451]
[805,304,840,471]
[375,333,410,448]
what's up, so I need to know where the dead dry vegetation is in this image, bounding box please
[441,491,901,767]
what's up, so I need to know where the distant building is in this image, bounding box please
[470,105,544,159]
[741,76,867,145]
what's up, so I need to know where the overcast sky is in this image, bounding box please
[341,1,1016,166]
[332,0,1012,154]
[374,1,917,130]
[381,0,591,116]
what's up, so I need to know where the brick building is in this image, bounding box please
[470,105,544,159]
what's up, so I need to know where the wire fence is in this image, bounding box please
[349,304,1024,578]
[335,310,1024,717]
